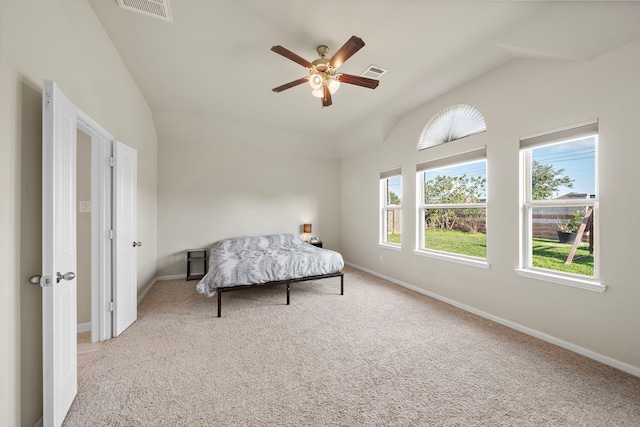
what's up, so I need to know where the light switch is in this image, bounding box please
[79,201,91,213]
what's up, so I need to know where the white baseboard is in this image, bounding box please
[345,261,640,378]
[137,277,158,305]
[157,274,187,281]
[33,416,42,427]
[76,322,91,333]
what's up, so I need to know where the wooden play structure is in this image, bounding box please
[565,207,594,264]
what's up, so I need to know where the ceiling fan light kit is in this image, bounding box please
[308,45,340,97]
[271,35,380,107]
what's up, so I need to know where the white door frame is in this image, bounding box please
[76,114,114,342]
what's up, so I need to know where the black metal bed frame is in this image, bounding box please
[215,271,344,317]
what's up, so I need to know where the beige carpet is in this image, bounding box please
[63,266,640,426]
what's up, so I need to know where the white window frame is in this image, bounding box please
[415,148,489,269]
[379,168,402,248]
[516,120,605,292]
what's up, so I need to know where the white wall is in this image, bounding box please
[0,1,158,425]
[341,41,640,372]
[155,111,341,277]
[77,130,91,324]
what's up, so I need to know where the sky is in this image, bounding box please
[386,175,402,204]
[424,161,486,182]
[532,136,596,197]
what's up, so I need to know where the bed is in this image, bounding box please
[196,233,344,317]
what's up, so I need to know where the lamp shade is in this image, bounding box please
[303,224,312,233]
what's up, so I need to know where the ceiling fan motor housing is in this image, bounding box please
[312,45,334,73]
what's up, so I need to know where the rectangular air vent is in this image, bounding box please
[117,0,173,23]
[361,65,388,79]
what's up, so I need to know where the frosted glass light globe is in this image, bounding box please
[308,74,323,90]
[327,78,340,94]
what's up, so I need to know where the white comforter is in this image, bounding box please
[196,233,344,297]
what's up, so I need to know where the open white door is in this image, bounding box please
[113,141,138,336]
[42,80,78,427]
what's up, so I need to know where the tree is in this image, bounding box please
[388,191,401,205]
[532,161,574,200]
[424,174,486,233]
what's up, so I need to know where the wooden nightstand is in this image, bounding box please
[187,249,208,280]
[309,241,323,248]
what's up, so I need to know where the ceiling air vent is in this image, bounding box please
[361,65,388,80]
[117,0,173,23]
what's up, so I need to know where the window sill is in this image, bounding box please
[413,249,490,269]
[378,243,402,251]
[515,268,606,293]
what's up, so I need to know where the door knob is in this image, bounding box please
[133,241,142,247]
[56,271,76,283]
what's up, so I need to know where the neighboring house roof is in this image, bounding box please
[555,192,594,200]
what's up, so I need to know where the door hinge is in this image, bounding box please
[108,157,116,167]
[107,229,114,240]
[107,301,115,312]
[44,90,52,112]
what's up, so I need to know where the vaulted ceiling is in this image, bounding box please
[88,1,640,157]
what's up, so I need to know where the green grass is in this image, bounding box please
[387,231,593,276]
[387,234,401,244]
[531,238,593,276]
[424,229,486,258]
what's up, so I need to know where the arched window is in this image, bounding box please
[417,104,486,150]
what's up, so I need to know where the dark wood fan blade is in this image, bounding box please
[322,85,332,107]
[338,73,379,89]
[271,45,313,68]
[329,35,365,68]
[272,77,308,93]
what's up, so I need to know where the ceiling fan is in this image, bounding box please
[271,35,380,108]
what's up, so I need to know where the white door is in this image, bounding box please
[113,141,138,336]
[42,80,78,427]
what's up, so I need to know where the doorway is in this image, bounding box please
[41,80,138,427]
[76,129,105,379]
[75,116,114,344]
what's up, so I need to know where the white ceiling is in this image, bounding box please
[88,1,640,158]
